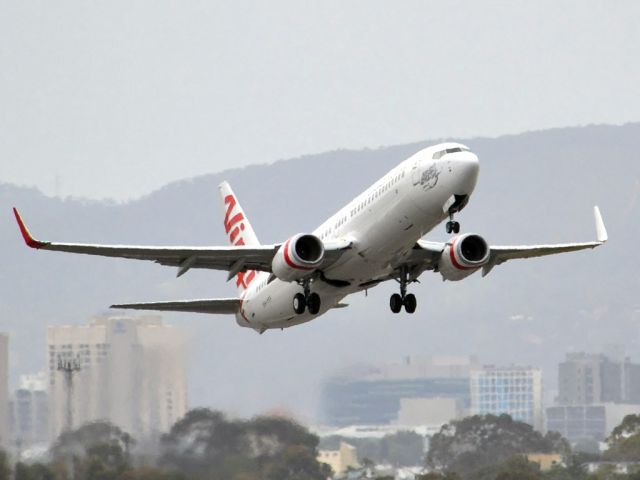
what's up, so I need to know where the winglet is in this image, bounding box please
[13,208,47,249]
[594,206,608,243]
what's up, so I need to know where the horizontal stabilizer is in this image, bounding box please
[110,298,240,315]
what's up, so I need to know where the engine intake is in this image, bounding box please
[439,233,490,281]
[272,234,325,281]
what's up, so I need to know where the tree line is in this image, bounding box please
[420,413,640,480]
[0,408,331,480]
[4,410,640,479]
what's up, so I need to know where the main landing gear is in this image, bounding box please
[445,212,460,234]
[390,267,417,314]
[293,279,321,315]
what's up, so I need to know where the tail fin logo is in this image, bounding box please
[224,194,256,290]
[224,195,246,246]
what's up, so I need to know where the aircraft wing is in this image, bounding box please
[13,208,349,277]
[111,298,240,314]
[408,206,607,277]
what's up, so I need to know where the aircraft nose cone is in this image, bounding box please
[452,151,479,193]
[456,151,479,170]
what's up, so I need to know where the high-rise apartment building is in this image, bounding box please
[558,353,603,405]
[549,352,640,444]
[48,315,187,441]
[10,373,49,448]
[558,352,640,405]
[0,334,8,448]
[470,365,544,431]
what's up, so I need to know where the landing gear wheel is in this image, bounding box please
[307,293,321,315]
[390,293,403,313]
[293,293,306,315]
[403,293,417,314]
[446,221,460,234]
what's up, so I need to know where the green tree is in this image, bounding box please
[159,408,328,480]
[416,472,460,480]
[262,445,330,480]
[0,450,10,480]
[14,462,56,480]
[493,455,543,480]
[380,431,424,466]
[426,414,570,479]
[50,421,134,464]
[605,414,640,461]
[117,466,185,480]
[319,430,424,466]
[50,421,134,480]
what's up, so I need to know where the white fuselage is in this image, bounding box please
[237,143,480,331]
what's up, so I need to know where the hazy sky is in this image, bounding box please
[1,1,639,199]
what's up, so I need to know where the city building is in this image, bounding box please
[321,356,479,427]
[558,353,604,405]
[546,403,640,444]
[397,397,464,427]
[551,351,640,444]
[48,315,187,440]
[526,453,564,471]
[470,365,544,431]
[317,441,360,475]
[558,352,640,405]
[0,334,8,448]
[10,373,49,448]
[314,424,441,440]
[624,363,640,403]
[546,405,605,443]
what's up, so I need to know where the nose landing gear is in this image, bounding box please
[446,213,460,234]
[390,266,417,314]
[292,278,321,315]
[445,194,469,234]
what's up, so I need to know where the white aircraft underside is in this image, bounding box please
[14,143,608,333]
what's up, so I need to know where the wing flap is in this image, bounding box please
[110,298,240,315]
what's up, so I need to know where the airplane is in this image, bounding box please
[13,142,608,333]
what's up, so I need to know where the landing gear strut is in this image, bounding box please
[445,212,460,234]
[390,267,417,314]
[293,278,321,315]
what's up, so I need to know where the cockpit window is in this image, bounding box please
[433,147,469,159]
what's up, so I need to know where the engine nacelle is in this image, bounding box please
[272,233,325,281]
[438,233,490,281]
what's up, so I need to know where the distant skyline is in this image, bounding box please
[1,1,639,199]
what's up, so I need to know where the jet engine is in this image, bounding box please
[272,233,325,281]
[438,233,490,281]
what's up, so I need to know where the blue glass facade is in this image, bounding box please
[470,367,543,430]
[321,377,470,427]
